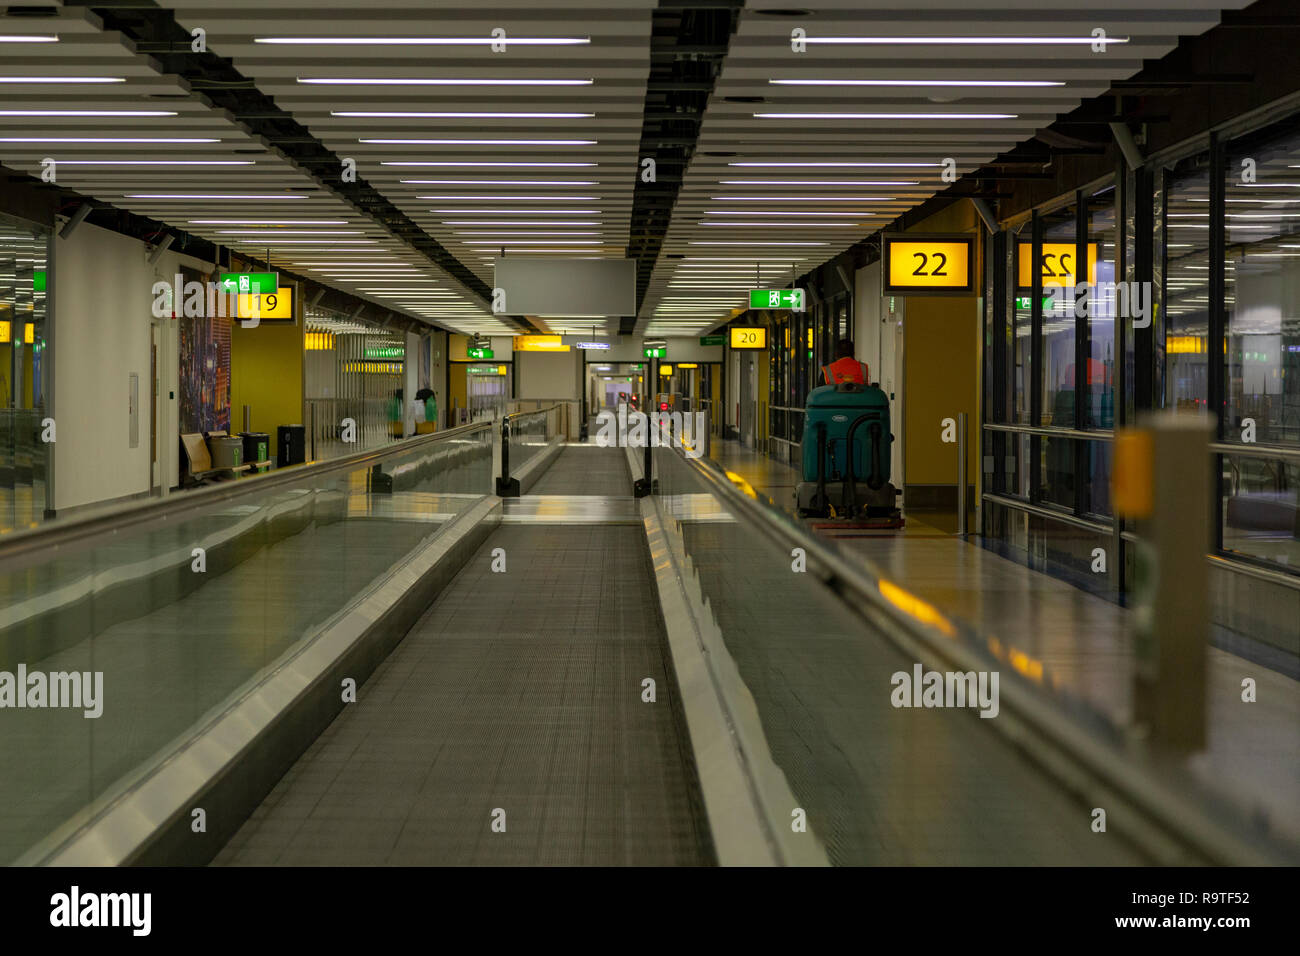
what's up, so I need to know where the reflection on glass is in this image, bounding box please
[1225,131,1300,446]
[1164,165,1212,413]
[0,214,50,532]
[1040,206,1077,427]
[1222,454,1300,568]
[1085,186,1117,430]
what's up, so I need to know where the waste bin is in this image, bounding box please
[240,431,270,465]
[278,424,306,466]
[208,436,244,469]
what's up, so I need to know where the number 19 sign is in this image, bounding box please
[883,235,975,296]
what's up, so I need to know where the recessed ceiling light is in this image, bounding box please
[263,36,589,45]
[728,161,939,168]
[689,241,827,246]
[129,193,306,199]
[338,111,593,120]
[383,161,596,168]
[188,220,347,225]
[0,109,177,117]
[441,220,600,226]
[769,78,1064,87]
[399,180,597,186]
[299,78,592,86]
[0,136,218,143]
[430,208,600,214]
[754,112,1017,120]
[419,195,599,201]
[713,195,896,201]
[455,232,599,237]
[708,210,866,216]
[0,35,58,43]
[720,180,918,186]
[798,35,1130,46]
[362,138,596,146]
[0,76,123,83]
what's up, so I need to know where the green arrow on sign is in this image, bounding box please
[749,289,804,310]
[220,272,278,295]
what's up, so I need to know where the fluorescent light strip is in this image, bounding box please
[769,78,1064,87]
[0,76,124,83]
[699,221,862,227]
[463,240,602,245]
[0,136,217,143]
[300,78,592,86]
[337,111,593,119]
[430,208,598,214]
[265,36,588,45]
[0,109,177,117]
[421,196,599,201]
[456,231,599,237]
[800,36,1129,45]
[719,180,918,186]
[728,162,937,169]
[216,230,363,236]
[189,220,347,225]
[0,35,58,43]
[362,138,595,145]
[712,196,895,201]
[58,161,253,166]
[233,239,377,244]
[129,193,306,199]
[707,209,864,216]
[383,162,595,168]
[754,112,1017,120]
[441,220,599,226]
[400,180,597,186]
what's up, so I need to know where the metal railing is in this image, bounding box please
[495,404,561,497]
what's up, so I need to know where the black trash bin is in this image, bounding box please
[278,424,306,466]
[240,431,270,466]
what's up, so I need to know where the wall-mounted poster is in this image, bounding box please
[178,265,231,434]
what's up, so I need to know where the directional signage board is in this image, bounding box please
[730,327,767,349]
[220,272,278,295]
[700,334,725,347]
[749,289,805,310]
[644,346,667,359]
[235,286,293,322]
[883,236,974,295]
[1016,242,1099,288]
[467,347,494,359]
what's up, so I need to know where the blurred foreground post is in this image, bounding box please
[1114,413,1211,751]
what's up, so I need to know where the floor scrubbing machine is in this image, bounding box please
[795,382,903,526]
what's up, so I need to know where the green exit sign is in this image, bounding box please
[1015,295,1058,311]
[750,288,804,310]
[644,347,666,358]
[364,345,404,359]
[219,272,278,295]
[32,270,46,293]
[467,347,494,359]
[700,334,724,347]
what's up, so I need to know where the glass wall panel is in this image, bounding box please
[1009,220,1032,423]
[0,214,50,532]
[1040,204,1078,427]
[1085,186,1118,430]
[1224,126,1300,446]
[1163,164,1212,413]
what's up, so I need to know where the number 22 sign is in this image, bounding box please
[883,236,975,295]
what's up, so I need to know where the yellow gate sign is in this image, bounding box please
[236,286,293,322]
[1016,242,1099,288]
[883,236,974,294]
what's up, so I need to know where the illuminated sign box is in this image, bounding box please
[1016,241,1098,288]
[220,272,277,295]
[467,346,494,359]
[514,334,569,352]
[883,235,975,295]
[699,334,725,347]
[730,327,767,349]
[235,286,293,322]
[644,346,666,358]
[749,289,805,310]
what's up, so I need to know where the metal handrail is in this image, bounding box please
[0,419,493,572]
[983,422,1115,441]
[1211,440,1300,462]
[662,440,1287,865]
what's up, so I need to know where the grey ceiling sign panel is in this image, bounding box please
[494,258,635,317]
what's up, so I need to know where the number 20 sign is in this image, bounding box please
[883,236,975,295]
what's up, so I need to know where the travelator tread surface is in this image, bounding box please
[216,452,710,865]
[527,444,631,497]
[682,520,1145,866]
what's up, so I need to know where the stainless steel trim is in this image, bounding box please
[983,422,1115,442]
[981,492,1114,535]
[1211,441,1300,463]
[0,421,491,571]
[1207,553,1300,591]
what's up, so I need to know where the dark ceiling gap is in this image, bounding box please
[63,0,537,333]
[624,0,744,334]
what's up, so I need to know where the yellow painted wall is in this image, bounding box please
[902,201,981,491]
[231,320,303,433]
[449,362,467,415]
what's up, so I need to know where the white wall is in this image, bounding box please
[517,348,580,399]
